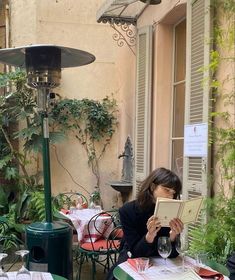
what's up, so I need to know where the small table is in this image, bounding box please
[59,208,113,243]
[6,272,67,280]
[113,266,132,280]
[51,274,67,280]
[113,256,230,280]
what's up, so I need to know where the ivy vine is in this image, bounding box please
[189,0,235,264]
[50,96,118,195]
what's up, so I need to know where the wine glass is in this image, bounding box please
[157,236,172,273]
[175,235,189,272]
[15,250,31,280]
[0,253,9,280]
[196,252,208,268]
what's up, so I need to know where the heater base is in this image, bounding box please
[26,222,73,280]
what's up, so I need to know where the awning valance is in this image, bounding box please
[96,0,147,25]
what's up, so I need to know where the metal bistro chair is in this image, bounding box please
[76,211,122,280]
[53,192,88,211]
[52,192,89,253]
[53,191,88,223]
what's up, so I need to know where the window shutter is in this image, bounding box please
[183,0,212,238]
[133,26,152,197]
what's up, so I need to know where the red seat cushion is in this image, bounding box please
[112,228,124,239]
[81,239,120,251]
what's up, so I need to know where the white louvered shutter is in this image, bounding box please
[183,0,212,238]
[133,26,153,197]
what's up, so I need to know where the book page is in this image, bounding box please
[179,196,203,224]
[154,198,182,227]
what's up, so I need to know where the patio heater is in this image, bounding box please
[0,45,95,279]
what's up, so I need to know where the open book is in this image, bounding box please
[154,196,204,226]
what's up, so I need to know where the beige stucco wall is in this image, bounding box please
[6,0,233,208]
[8,0,135,209]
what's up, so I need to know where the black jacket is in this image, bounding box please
[106,200,178,280]
[119,200,179,258]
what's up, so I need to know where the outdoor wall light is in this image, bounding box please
[140,0,161,4]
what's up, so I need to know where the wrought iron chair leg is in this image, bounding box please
[91,255,96,280]
[106,254,110,272]
[76,252,85,280]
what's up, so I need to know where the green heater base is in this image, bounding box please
[26,222,73,280]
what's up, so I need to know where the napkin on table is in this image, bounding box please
[127,258,138,271]
[60,208,70,214]
[197,266,224,280]
[127,258,151,271]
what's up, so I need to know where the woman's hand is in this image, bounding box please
[169,218,184,241]
[145,215,161,243]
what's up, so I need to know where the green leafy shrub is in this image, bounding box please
[189,194,235,264]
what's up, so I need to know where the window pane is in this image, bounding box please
[174,20,186,82]
[173,83,185,137]
[171,139,184,181]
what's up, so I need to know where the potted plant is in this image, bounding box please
[89,189,102,208]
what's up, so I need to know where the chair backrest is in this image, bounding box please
[86,211,115,250]
[108,209,121,227]
[107,224,123,252]
[53,192,88,210]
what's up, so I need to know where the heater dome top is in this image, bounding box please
[0,44,95,68]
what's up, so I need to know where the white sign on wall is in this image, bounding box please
[184,123,208,157]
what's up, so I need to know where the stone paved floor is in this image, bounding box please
[74,260,108,280]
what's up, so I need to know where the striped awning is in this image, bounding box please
[96,0,147,25]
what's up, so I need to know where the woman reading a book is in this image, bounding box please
[106,167,184,280]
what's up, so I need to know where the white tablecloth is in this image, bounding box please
[118,256,229,280]
[7,272,53,280]
[60,208,114,243]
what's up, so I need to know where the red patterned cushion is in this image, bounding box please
[81,239,120,251]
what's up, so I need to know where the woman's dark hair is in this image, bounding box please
[137,167,182,210]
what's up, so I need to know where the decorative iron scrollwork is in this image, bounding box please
[110,22,136,55]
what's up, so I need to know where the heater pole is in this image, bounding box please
[39,88,52,223]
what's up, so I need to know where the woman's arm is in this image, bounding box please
[119,206,157,257]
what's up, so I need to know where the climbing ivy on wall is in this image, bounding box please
[189,0,235,264]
